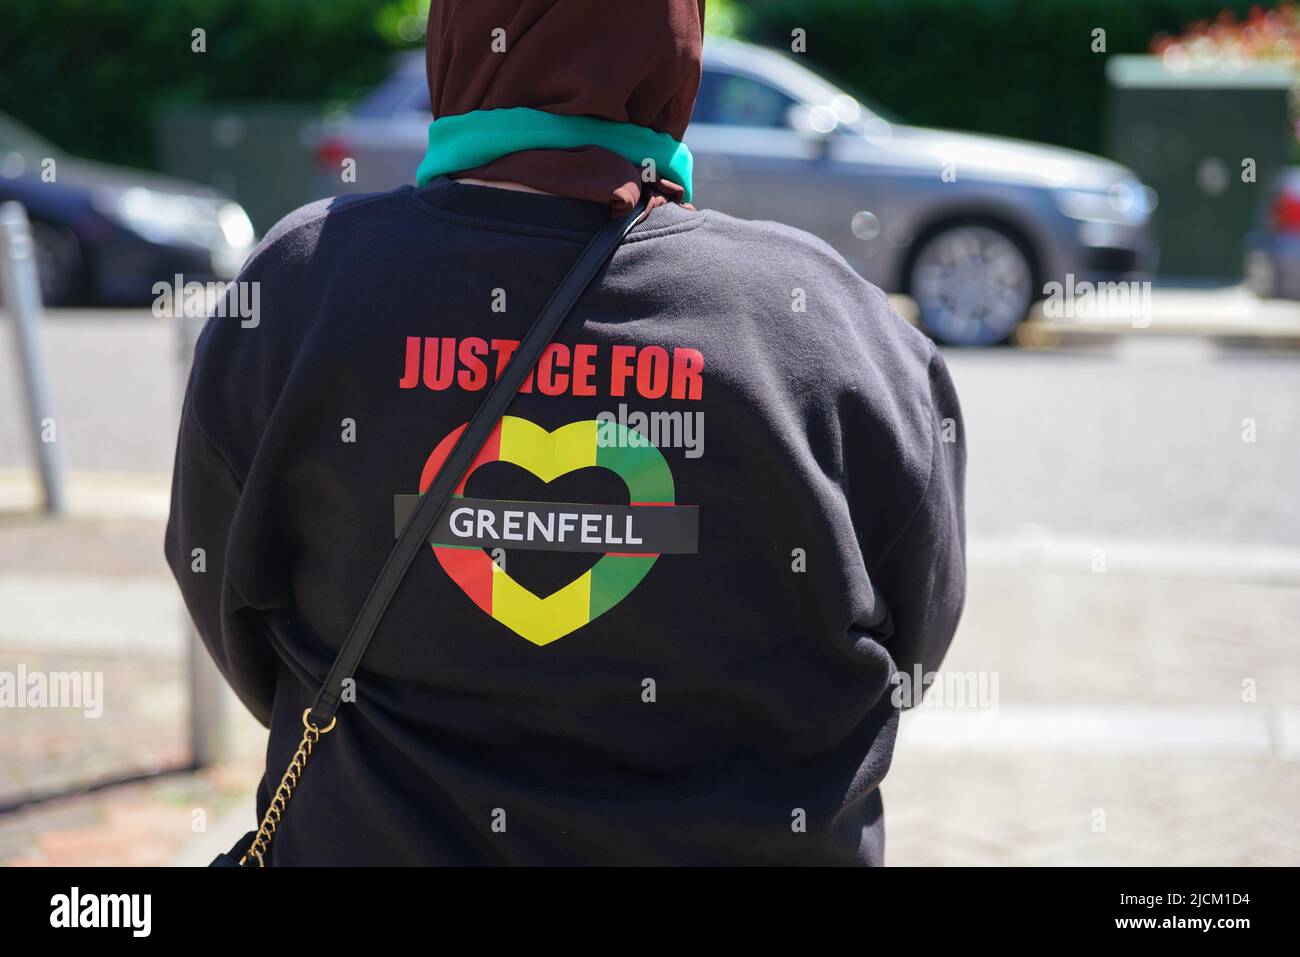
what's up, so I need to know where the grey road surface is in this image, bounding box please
[951,339,1300,547]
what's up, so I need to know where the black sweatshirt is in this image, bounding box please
[165,177,965,865]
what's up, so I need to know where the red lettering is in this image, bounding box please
[572,343,597,396]
[491,338,519,378]
[397,337,704,401]
[422,337,455,390]
[489,338,533,392]
[536,343,570,396]
[457,337,488,391]
[636,346,670,399]
[398,336,421,389]
[610,345,637,397]
[671,347,704,400]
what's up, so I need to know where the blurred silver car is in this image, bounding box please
[314,39,1156,345]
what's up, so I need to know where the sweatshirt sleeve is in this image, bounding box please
[163,343,280,729]
[868,344,967,697]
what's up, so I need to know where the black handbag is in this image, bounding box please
[212,192,651,866]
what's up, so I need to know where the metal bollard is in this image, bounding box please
[176,310,224,768]
[0,202,66,513]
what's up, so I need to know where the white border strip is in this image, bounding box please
[899,705,1300,760]
[969,536,1300,586]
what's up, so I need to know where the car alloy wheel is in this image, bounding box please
[908,223,1034,346]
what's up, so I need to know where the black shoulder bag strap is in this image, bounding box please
[236,193,651,866]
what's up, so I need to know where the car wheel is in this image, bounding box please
[29,221,82,307]
[906,222,1036,346]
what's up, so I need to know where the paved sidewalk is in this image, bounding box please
[0,758,262,867]
[1019,283,1300,349]
[885,567,1300,865]
[0,509,267,866]
[887,751,1299,866]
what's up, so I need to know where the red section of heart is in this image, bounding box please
[435,546,494,613]
[419,420,504,495]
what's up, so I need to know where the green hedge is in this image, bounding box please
[0,0,749,170]
[0,0,1277,170]
[0,0,408,167]
[740,0,1268,155]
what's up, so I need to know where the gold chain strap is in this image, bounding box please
[240,708,337,867]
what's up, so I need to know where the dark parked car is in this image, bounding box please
[0,112,255,306]
[312,40,1157,345]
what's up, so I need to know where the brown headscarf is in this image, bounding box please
[426,0,706,213]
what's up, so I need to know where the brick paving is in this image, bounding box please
[1,511,1296,866]
[0,764,261,867]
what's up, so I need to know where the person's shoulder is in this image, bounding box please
[691,209,896,310]
[689,208,920,343]
[698,207,837,253]
[684,209,940,404]
[696,209,858,274]
[243,186,418,271]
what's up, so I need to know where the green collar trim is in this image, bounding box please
[415,107,693,202]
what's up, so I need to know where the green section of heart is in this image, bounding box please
[589,555,657,619]
[594,428,674,502]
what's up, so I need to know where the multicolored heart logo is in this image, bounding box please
[418,415,680,646]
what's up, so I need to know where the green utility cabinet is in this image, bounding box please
[1107,55,1294,281]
